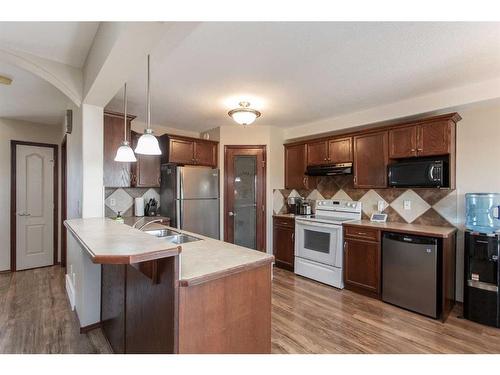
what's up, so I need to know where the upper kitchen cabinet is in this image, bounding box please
[103,110,136,187]
[160,134,218,168]
[389,113,460,159]
[353,131,388,188]
[328,137,353,164]
[284,143,309,189]
[130,131,161,188]
[306,140,329,166]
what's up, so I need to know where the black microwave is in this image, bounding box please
[388,159,448,188]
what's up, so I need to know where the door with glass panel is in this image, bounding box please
[224,146,266,251]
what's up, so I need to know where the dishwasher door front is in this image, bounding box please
[382,232,439,318]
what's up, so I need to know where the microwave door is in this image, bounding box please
[389,162,433,187]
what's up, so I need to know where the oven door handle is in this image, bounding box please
[296,219,342,229]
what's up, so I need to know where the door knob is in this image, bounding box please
[228,211,236,217]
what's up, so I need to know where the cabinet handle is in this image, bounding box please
[417,148,423,151]
[344,241,348,252]
[411,148,416,152]
[303,176,308,187]
[157,176,161,185]
[357,232,367,235]
[292,232,295,242]
[323,158,327,161]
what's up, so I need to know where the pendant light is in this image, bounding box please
[228,101,261,126]
[114,83,137,162]
[135,54,162,155]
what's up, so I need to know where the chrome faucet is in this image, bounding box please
[134,217,167,230]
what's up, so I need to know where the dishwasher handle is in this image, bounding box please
[383,232,438,246]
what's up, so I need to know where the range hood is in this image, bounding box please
[306,162,353,176]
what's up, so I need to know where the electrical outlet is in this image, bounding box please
[404,200,411,210]
[110,198,116,207]
[377,200,385,212]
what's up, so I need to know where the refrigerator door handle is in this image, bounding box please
[176,199,182,230]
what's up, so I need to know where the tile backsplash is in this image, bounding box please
[104,187,160,217]
[274,175,457,227]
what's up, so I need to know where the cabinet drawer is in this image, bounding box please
[273,216,295,229]
[344,226,380,241]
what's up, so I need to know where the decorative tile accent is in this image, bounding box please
[288,189,301,198]
[359,190,388,217]
[374,188,406,204]
[390,189,431,223]
[332,189,353,201]
[104,187,161,217]
[383,205,406,223]
[273,190,285,214]
[307,190,324,201]
[433,190,458,225]
[414,188,453,206]
[105,188,133,215]
[316,178,340,199]
[412,208,451,227]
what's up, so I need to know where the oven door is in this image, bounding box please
[295,219,342,267]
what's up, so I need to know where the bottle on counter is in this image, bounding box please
[115,211,124,224]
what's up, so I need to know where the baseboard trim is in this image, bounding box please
[80,322,101,334]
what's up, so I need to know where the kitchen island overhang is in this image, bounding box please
[64,218,274,354]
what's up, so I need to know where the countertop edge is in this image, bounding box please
[179,255,274,287]
[343,221,457,238]
[64,220,182,265]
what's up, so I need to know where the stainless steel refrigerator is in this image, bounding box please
[160,164,220,239]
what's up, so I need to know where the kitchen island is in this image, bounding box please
[64,218,274,354]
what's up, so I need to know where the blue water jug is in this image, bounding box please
[465,193,500,233]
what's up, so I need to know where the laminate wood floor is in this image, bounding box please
[2,265,500,354]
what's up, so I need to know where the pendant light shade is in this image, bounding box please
[114,83,137,162]
[135,54,162,156]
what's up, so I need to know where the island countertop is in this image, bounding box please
[64,217,274,286]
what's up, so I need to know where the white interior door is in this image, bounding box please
[16,144,54,270]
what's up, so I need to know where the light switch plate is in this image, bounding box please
[110,198,116,207]
[404,200,411,210]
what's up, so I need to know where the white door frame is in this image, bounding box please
[10,140,58,271]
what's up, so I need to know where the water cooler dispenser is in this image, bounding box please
[463,193,500,327]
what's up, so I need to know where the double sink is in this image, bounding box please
[144,228,201,244]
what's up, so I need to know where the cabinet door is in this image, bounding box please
[131,132,161,188]
[103,113,131,187]
[284,143,308,189]
[353,131,388,188]
[169,138,195,165]
[194,141,217,167]
[328,137,352,163]
[417,121,451,156]
[273,221,295,271]
[306,140,329,166]
[344,238,380,295]
[389,125,417,158]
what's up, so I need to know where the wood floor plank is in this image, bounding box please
[2,265,500,354]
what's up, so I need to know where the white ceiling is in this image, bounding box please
[0,61,69,124]
[106,22,500,132]
[0,22,99,68]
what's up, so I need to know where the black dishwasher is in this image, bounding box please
[382,232,441,319]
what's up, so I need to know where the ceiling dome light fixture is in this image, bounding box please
[135,55,162,155]
[228,101,261,126]
[114,83,137,162]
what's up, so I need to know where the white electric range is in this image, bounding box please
[294,199,362,288]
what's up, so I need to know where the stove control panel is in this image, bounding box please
[315,199,362,212]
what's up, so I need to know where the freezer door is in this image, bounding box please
[382,234,439,318]
[179,166,219,199]
[179,199,220,239]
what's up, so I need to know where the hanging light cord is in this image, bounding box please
[123,82,128,142]
[147,54,151,131]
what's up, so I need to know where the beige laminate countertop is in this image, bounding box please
[64,217,274,287]
[344,220,457,238]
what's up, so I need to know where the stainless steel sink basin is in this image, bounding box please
[143,228,201,244]
[144,228,180,237]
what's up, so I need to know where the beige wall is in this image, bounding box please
[207,125,284,252]
[0,118,63,271]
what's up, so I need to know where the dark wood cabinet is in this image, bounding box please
[344,236,381,297]
[284,143,310,189]
[131,131,161,187]
[160,135,218,168]
[353,131,388,188]
[417,120,452,156]
[328,137,352,164]
[273,216,295,271]
[389,125,417,159]
[103,110,136,187]
[306,140,329,166]
[389,119,454,159]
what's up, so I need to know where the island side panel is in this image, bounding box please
[178,263,272,354]
[101,264,126,353]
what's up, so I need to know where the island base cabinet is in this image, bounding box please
[178,264,272,354]
[101,256,179,354]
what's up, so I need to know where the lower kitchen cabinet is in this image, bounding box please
[343,229,381,298]
[273,216,295,271]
